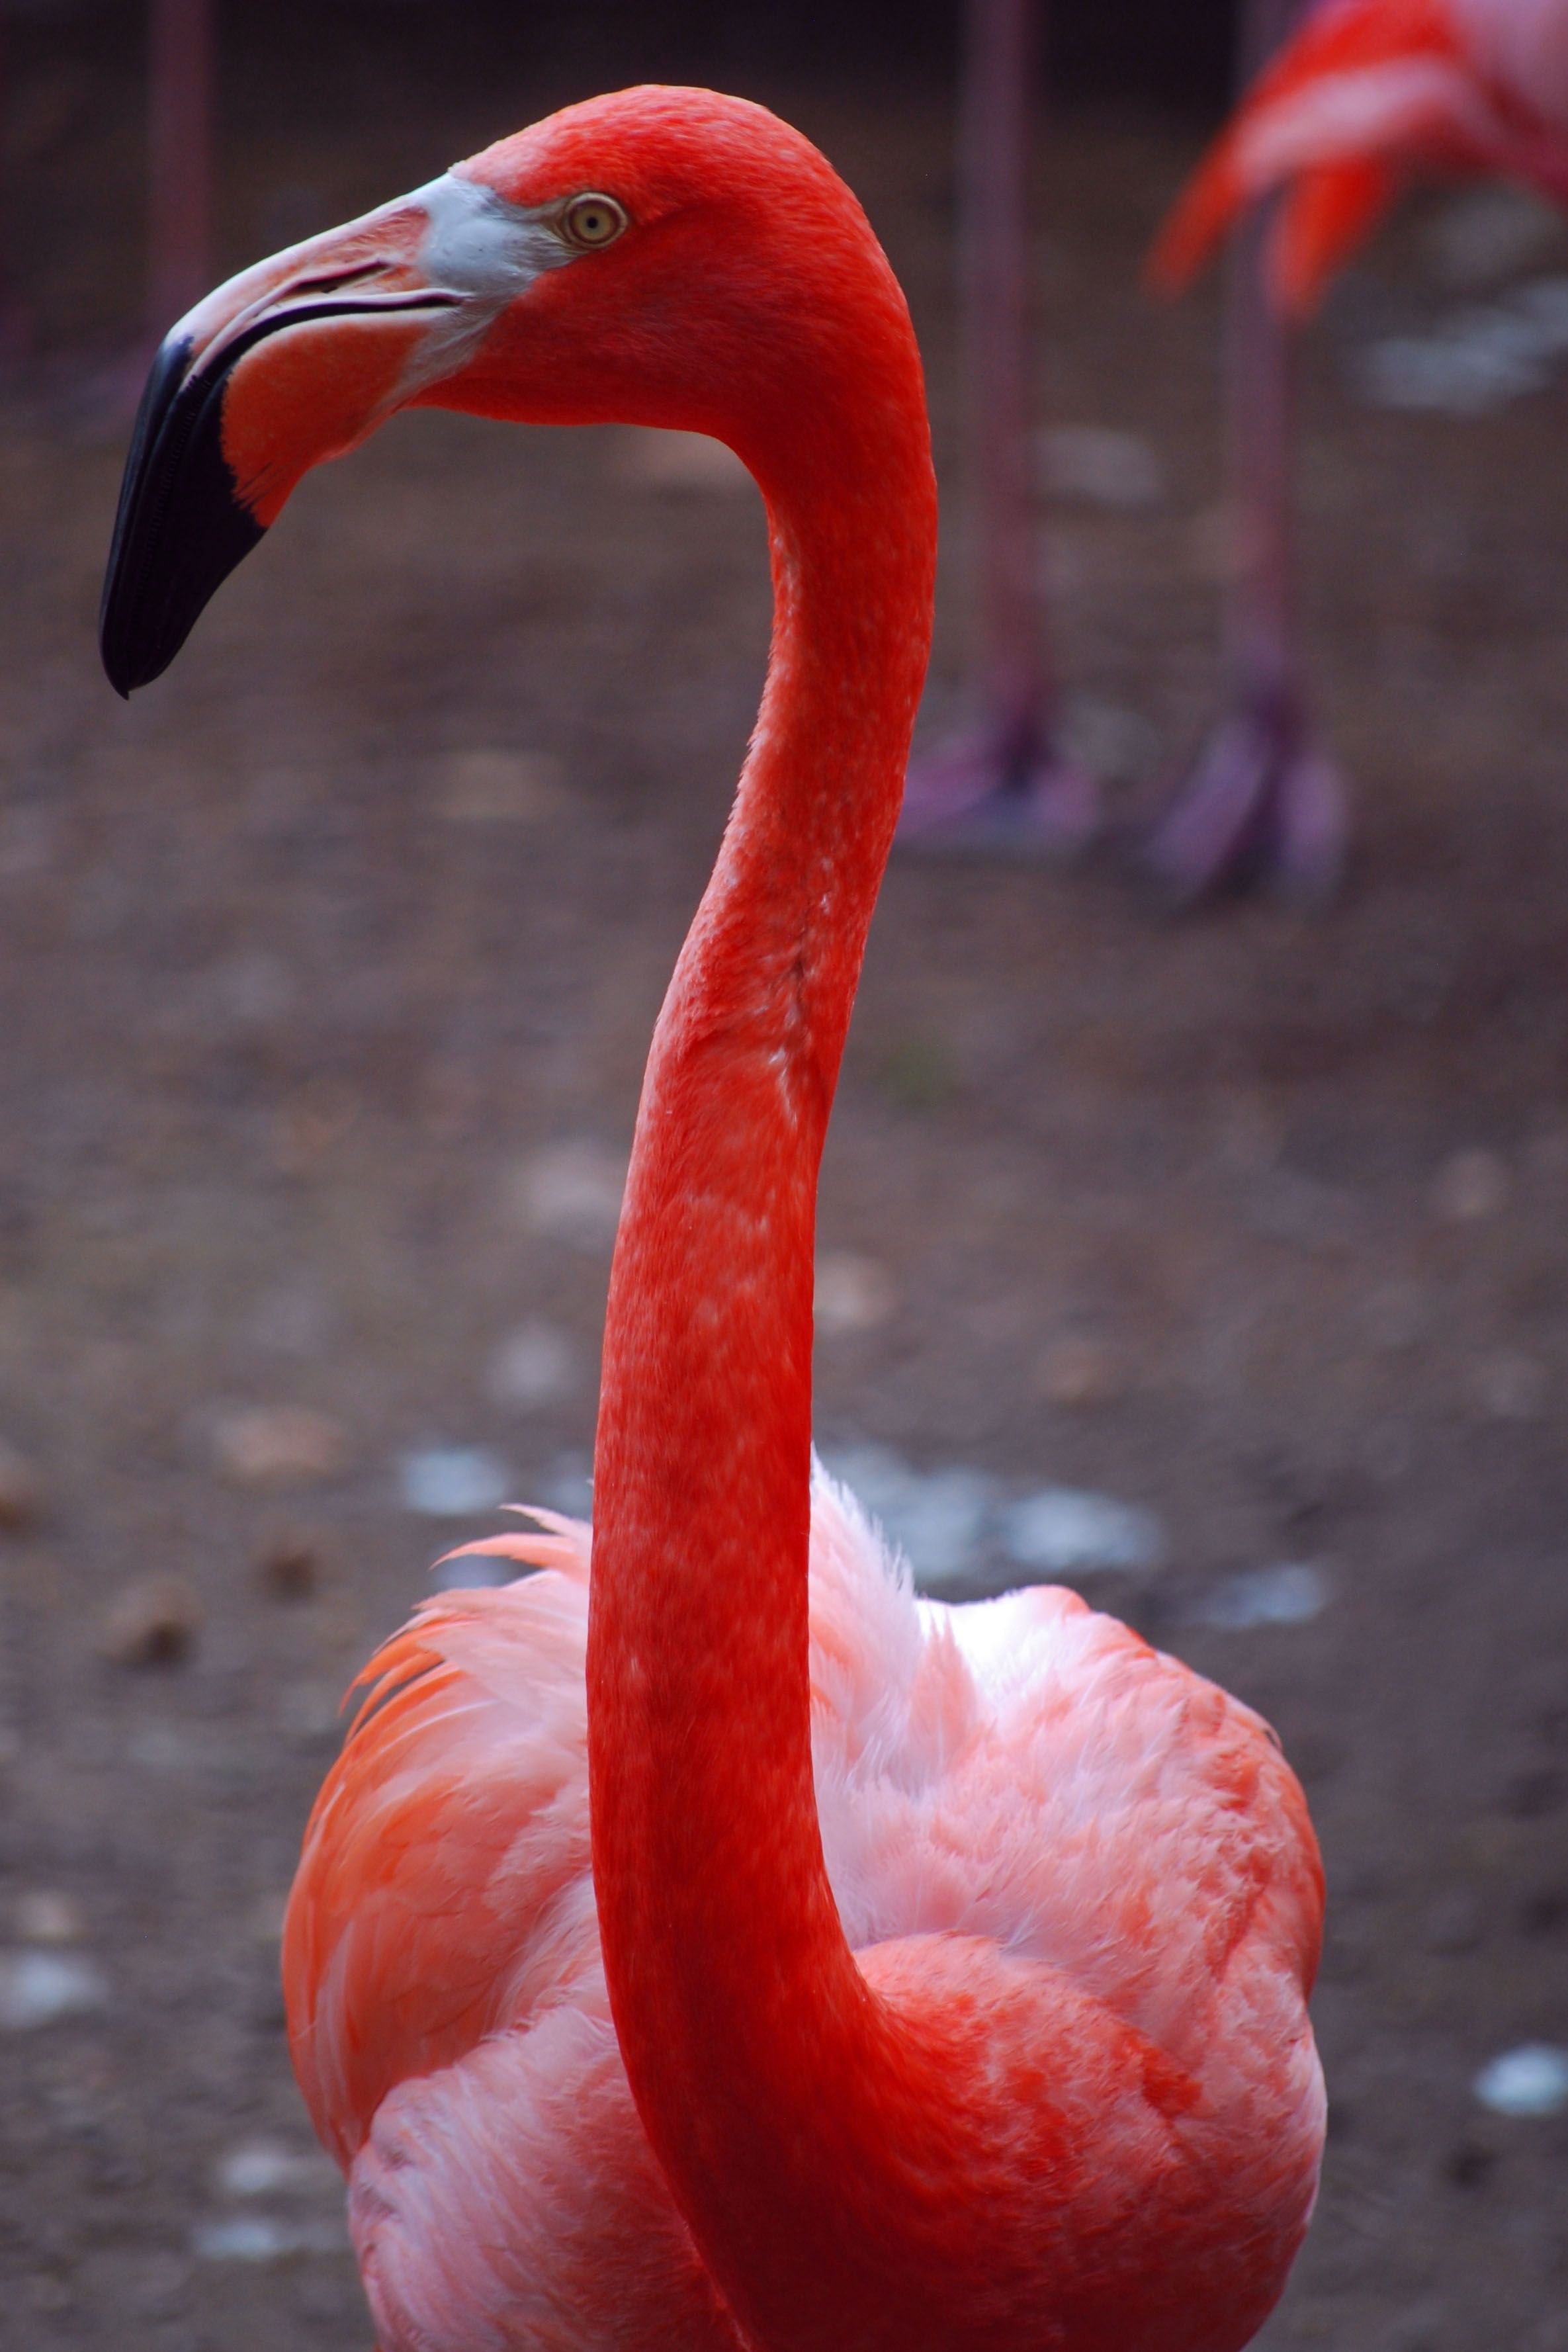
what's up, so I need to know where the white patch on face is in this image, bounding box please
[390,173,575,402]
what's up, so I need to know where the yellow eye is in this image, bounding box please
[562,193,629,250]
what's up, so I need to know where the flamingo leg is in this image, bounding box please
[1142,0,1349,910]
[898,0,1098,857]
[148,0,214,337]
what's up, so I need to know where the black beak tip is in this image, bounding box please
[99,330,266,697]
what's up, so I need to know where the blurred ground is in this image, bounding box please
[1,51,1567,2352]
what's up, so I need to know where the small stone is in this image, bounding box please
[435,748,566,824]
[1000,1488,1164,1579]
[1472,2042,1568,2117]
[615,426,752,490]
[14,1890,85,1945]
[400,1444,511,1518]
[256,1528,321,1600]
[191,2216,349,2262]
[1038,425,1163,509]
[1198,1563,1330,1630]
[1034,1336,1125,1411]
[97,1573,202,1667]
[213,1405,349,1487]
[0,1948,108,2030]
[215,2138,337,2199]
[821,1446,996,1586]
[1430,1146,1510,1221]
[1470,1349,1549,1422]
[486,1319,580,1409]
[0,1437,42,1531]
[510,1141,627,1246]
[814,1253,897,1336]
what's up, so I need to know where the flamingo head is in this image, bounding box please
[101,84,912,695]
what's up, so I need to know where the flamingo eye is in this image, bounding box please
[562,193,629,249]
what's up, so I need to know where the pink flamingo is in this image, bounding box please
[101,87,1325,2350]
[1145,0,1568,902]
[897,0,1098,855]
[1151,0,1568,320]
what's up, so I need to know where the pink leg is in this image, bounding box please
[148,0,214,338]
[898,0,1098,859]
[0,25,32,371]
[1141,0,1348,909]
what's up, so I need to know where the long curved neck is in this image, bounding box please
[587,324,938,2347]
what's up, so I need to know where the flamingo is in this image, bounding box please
[1150,0,1568,321]
[99,87,1325,2351]
[1143,0,1568,902]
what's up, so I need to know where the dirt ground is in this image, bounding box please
[1,46,1567,2352]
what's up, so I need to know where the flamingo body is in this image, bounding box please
[287,1472,1323,2351]
[100,85,1326,2349]
[1152,0,1568,313]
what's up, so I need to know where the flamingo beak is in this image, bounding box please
[101,175,569,695]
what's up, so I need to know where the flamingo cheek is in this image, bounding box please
[220,318,427,526]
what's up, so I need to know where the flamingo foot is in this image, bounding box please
[898,719,1100,859]
[1140,695,1347,910]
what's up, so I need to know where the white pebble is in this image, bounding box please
[1039,425,1163,510]
[1470,1350,1549,1422]
[510,1141,627,1246]
[999,1488,1164,1579]
[1198,1563,1330,1630]
[216,2138,337,2199]
[212,1405,349,1487]
[13,1891,85,1945]
[1430,1146,1510,1222]
[435,748,565,824]
[814,1253,897,1336]
[824,1445,996,1585]
[1473,2044,1568,2117]
[192,2217,348,2263]
[400,1446,512,1518]
[0,1949,108,2031]
[486,1320,580,1409]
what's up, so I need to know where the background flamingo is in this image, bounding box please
[898,0,1345,903]
[1151,0,1568,318]
[1145,0,1568,898]
[100,83,1325,2351]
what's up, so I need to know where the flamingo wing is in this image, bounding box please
[285,1470,1321,2347]
[283,1518,596,2169]
[1148,0,1512,312]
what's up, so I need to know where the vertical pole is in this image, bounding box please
[148,0,214,339]
[961,0,1053,759]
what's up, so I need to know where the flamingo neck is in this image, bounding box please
[587,359,937,2345]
